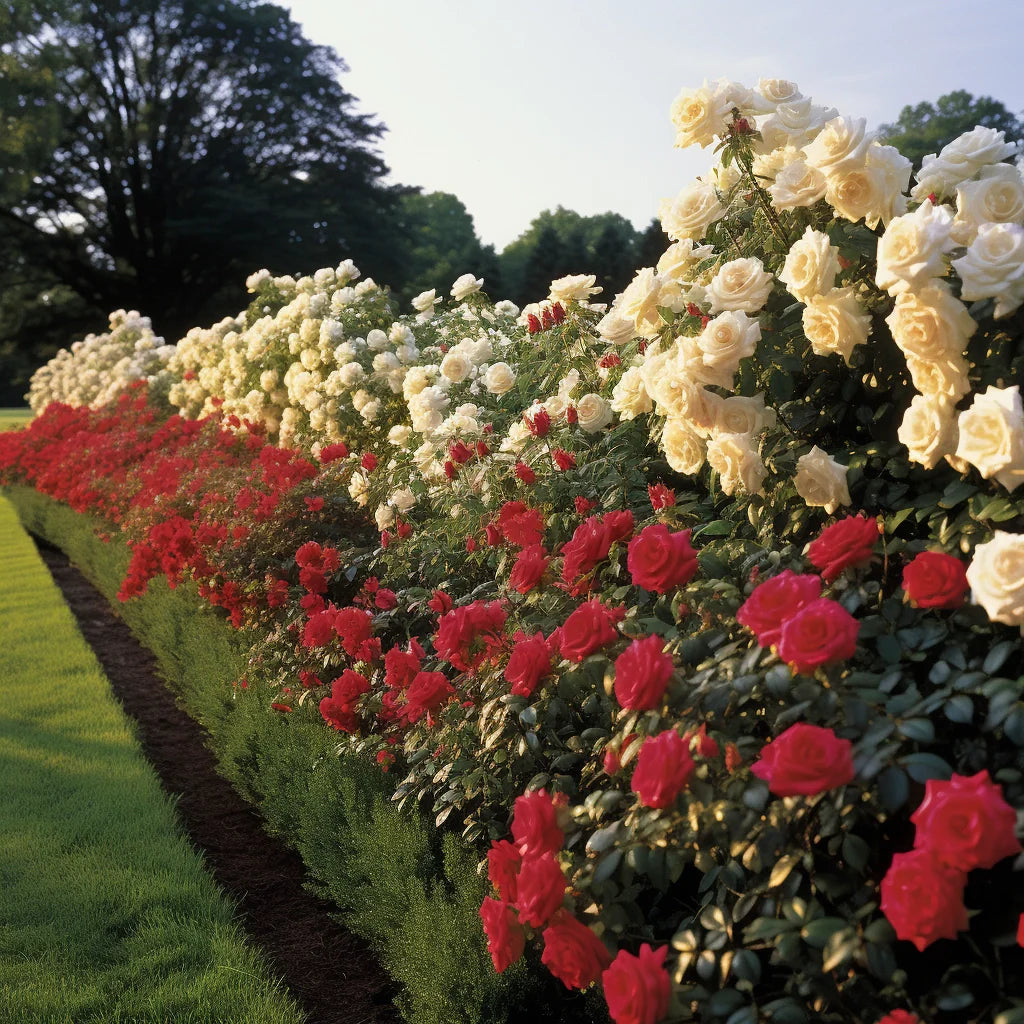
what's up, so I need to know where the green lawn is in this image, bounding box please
[0,496,306,1024]
[0,408,32,431]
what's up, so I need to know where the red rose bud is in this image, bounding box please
[566,404,578,424]
[551,301,566,323]
[725,743,743,771]
[627,524,699,594]
[479,898,525,973]
[686,302,703,318]
[750,722,855,796]
[525,406,551,437]
[476,440,490,457]
[737,570,822,648]
[380,530,392,548]
[637,340,648,354]
[603,744,623,776]
[541,307,555,329]
[1018,912,1024,947]
[396,519,412,539]
[601,944,671,1024]
[598,353,622,369]
[733,116,751,134]
[902,551,969,610]
[527,313,542,334]
[807,514,881,582]
[444,459,457,480]
[775,597,859,675]
[689,723,719,758]
[449,440,474,464]
[647,483,676,510]
[613,634,674,710]
[466,536,478,552]
[360,452,378,472]
[485,522,503,547]
[630,729,694,809]
[574,496,596,515]
[514,461,537,484]
[427,589,453,614]
[928,192,937,204]
[910,770,1021,871]
[552,448,576,471]
[880,847,968,951]
[541,910,612,991]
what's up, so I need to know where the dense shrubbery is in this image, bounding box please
[6,76,1024,1024]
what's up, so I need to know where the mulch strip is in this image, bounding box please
[33,536,399,1024]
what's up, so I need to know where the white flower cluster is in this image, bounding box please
[27,310,174,413]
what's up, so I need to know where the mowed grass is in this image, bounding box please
[0,496,305,1024]
[0,408,32,431]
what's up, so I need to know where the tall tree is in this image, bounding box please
[877,90,1024,171]
[0,0,402,340]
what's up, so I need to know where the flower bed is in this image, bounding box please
[5,76,1024,1024]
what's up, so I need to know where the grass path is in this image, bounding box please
[0,496,305,1024]
[0,408,31,431]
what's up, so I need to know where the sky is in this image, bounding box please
[284,0,1024,253]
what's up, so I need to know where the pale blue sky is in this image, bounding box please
[285,0,1024,251]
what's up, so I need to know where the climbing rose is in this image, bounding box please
[479,898,525,973]
[902,551,969,609]
[627,524,698,593]
[601,944,672,1024]
[806,514,881,581]
[613,635,674,710]
[750,723,855,796]
[496,501,545,547]
[631,729,695,809]
[880,848,968,951]
[541,910,613,990]
[401,671,455,723]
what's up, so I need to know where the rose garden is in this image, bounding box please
[3,77,1024,1024]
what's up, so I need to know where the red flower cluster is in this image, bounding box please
[560,510,634,595]
[319,669,369,733]
[434,600,508,673]
[495,501,546,547]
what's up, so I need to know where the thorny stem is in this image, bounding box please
[735,147,793,248]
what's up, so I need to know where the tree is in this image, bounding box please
[0,0,403,341]
[877,89,1024,171]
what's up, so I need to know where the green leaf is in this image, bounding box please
[944,694,974,723]
[897,717,935,743]
[841,834,870,872]
[899,752,952,782]
[800,917,847,948]
[877,765,909,811]
[768,853,801,889]
[984,640,1015,675]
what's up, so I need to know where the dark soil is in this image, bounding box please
[33,536,400,1024]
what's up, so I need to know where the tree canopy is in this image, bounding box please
[877,89,1024,171]
[0,0,403,341]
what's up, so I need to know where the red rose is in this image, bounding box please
[374,588,398,610]
[384,643,421,691]
[487,839,521,902]
[434,600,507,673]
[360,452,378,472]
[688,723,719,758]
[505,630,554,697]
[603,510,635,543]
[525,406,551,437]
[1018,912,1024,947]
[750,723,855,796]
[514,853,566,927]
[319,442,349,463]
[648,483,675,510]
[496,500,545,547]
[427,589,453,614]
[875,1012,920,1024]
[333,606,374,659]
[509,544,550,594]
[775,598,859,675]
[902,551,969,609]
[401,671,455,723]
[318,696,359,733]
[880,847,968,951]
[561,516,613,593]
[630,729,695,809]
[736,570,822,648]
[806,514,881,582]
[541,910,613,990]
[910,770,1021,871]
[574,496,596,515]
[511,788,564,857]
[514,460,536,484]
[302,608,337,648]
[560,599,626,662]
[627,524,698,594]
[601,944,671,1024]
[552,448,576,471]
[479,898,525,973]
[613,634,674,710]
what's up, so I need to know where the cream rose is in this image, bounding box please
[952,222,1024,319]
[912,126,1020,201]
[389,486,416,512]
[348,470,369,507]
[659,180,726,241]
[656,239,714,281]
[779,226,841,303]
[596,309,637,345]
[440,350,472,383]
[769,155,828,211]
[906,354,971,402]
[802,287,871,364]
[794,446,851,514]
[576,393,613,433]
[897,394,958,470]
[706,257,774,314]
[483,361,516,395]
[669,82,732,149]
[967,532,1024,631]
[697,310,761,373]
[754,78,803,111]
[875,201,956,295]
[824,145,910,230]
[411,288,438,314]
[803,115,872,174]
[708,392,777,437]
[549,274,601,303]
[450,273,484,300]
[374,503,395,530]
[885,284,976,362]
[662,417,707,475]
[388,424,412,447]
[953,163,1024,244]
[707,433,767,496]
[611,366,653,420]
[955,385,1024,492]
[618,267,666,336]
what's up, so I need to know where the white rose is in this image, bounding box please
[769,154,828,211]
[337,362,365,387]
[656,239,715,281]
[706,257,774,314]
[824,146,910,230]
[451,273,484,300]
[753,78,803,112]
[375,503,395,530]
[494,299,519,317]
[412,288,438,313]
[912,126,1020,201]
[366,329,389,351]
[885,284,976,361]
[669,82,732,149]
[360,398,380,423]
[659,180,726,241]
[440,350,472,383]
[955,385,1024,491]
[618,267,666,336]
[802,287,872,365]
[482,361,516,394]
[708,392,777,437]
[803,115,872,174]
[967,532,1024,631]
[662,417,707,475]
[348,470,369,507]
[611,366,653,420]
[388,424,412,447]
[906,354,971,402]
[757,100,828,151]
[697,310,761,373]
[576,393,613,433]
[779,226,841,303]
[875,201,956,295]
[596,309,636,345]
[549,274,601,303]
[794,446,851,514]
[952,163,1024,244]
[711,158,743,193]
[898,394,959,470]
[952,222,1024,319]
[389,486,416,512]
[707,433,767,496]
